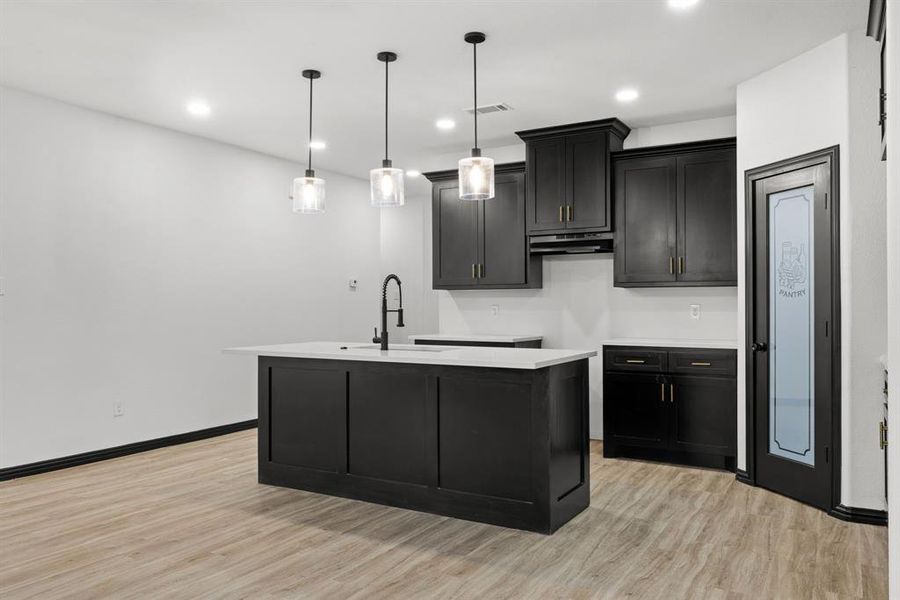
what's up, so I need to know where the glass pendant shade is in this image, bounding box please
[370,163,405,207]
[292,173,325,213]
[458,154,495,201]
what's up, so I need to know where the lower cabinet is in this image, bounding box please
[603,346,736,470]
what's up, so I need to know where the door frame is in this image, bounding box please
[742,145,841,513]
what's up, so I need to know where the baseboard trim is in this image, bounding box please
[0,419,258,482]
[830,504,888,527]
[735,468,754,486]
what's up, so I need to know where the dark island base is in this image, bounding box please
[258,356,590,534]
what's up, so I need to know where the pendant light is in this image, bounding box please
[370,51,405,207]
[458,32,494,201]
[292,69,326,214]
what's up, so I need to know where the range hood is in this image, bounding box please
[529,232,614,255]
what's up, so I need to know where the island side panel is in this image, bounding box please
[546,358,591,532]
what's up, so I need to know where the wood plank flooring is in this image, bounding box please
[0,430,887,599]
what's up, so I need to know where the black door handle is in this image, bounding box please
[751,342,768,352]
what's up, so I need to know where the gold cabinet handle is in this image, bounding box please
[625,359,645,364]
[880,421,888,450]
[670,383,675,403]
[479,263,485,278]
[567,205,573,222]
[559,206,564,222]
[660,383,665,403]
[679,256,685,274]
[669,257,674,274]
[691,361,711,366]
[471,263,476,279]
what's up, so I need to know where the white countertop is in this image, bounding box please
[602,338,739,350]
[408,333,543,343]
[224,342,594,370]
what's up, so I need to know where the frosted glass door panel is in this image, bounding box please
[768,185,815,466]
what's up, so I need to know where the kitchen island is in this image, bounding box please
[225,342,595,533]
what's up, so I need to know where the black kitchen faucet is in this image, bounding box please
[372,274,404,350]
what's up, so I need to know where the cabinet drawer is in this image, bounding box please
[604,348,667,373]
[668,349,736,377]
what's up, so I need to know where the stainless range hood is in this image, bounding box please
[529,232,614,255]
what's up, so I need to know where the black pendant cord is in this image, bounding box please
[473,40,478,151]
[384,58,389,163]
[307,75,313,173]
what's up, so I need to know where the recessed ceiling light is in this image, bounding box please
[186,99,211,118]
[615,88,640,102]
[309,140,326,150]
[435,118,456,130]
[668,0,700,10]
[406,170,421,178]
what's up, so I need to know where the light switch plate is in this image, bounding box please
[490,304,500,316]
[690,304,701,320]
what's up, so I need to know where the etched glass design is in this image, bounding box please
[768,185,815,466]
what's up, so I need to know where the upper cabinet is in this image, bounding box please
[516,119,630,235]
[426,162,541,290]
[612,138,737,287]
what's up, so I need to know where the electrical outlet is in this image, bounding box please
[490,304,500,316]
[690,304,701,320]
[113,402,124,417]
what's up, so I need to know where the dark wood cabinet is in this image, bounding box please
[604,372,668,449]
[427,162,541,290]
[613,156,677,284]
[669,375,736,456]
[603,346,736,470]
[258,356,590,533]
[526,138,567,232]
[612,138,737,287]
[517,119,630,235]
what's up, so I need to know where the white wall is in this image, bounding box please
[0,87,381,468]
[885,1,900,594]
[378,189,438,343]
[736,32,887,510]
[622,115,736,149]
[428,116,738,438]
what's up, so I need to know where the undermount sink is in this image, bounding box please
[347,344,451,353]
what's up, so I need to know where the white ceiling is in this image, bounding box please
[0,0,866,180]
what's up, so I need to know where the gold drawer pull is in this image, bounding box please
[880,421,888,450]
[691,361,711,366]
[625,359,645,364]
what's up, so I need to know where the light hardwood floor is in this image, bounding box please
[0,430,887,599]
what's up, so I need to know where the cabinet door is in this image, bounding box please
[432,181,479,288]
[527,138,567,232]
[676,149,737,284]
[604,373,668,449]
[669,375,736,456]
[479,170,527,286]
[566,132,610,231]
[268,365,345,472]
[613,156,677,285]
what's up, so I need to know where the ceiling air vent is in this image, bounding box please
[463,102,513,115]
